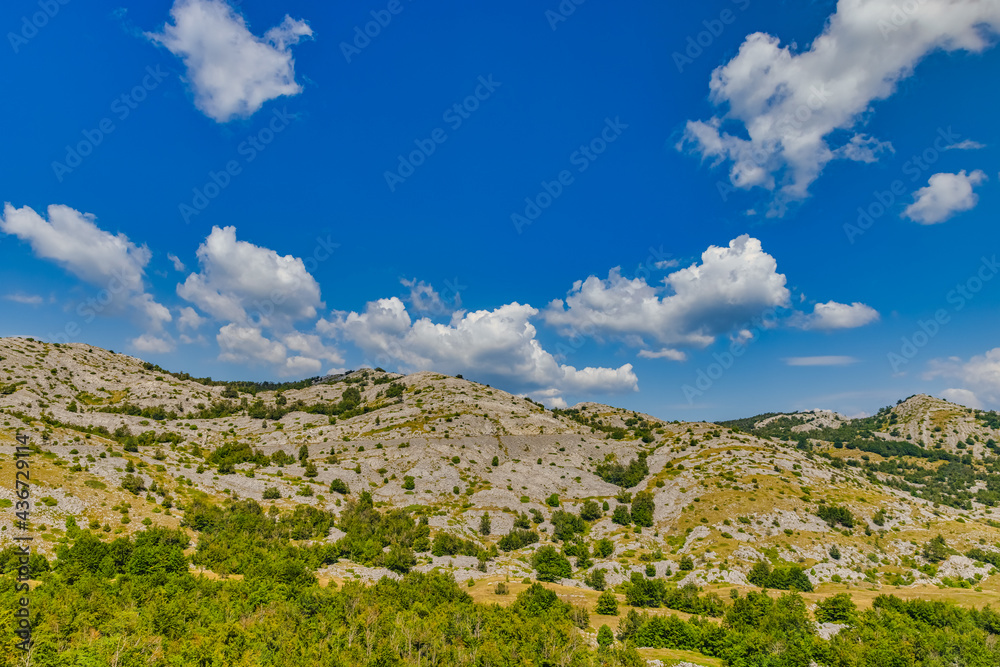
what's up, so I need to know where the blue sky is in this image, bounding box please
[2,0,999,421]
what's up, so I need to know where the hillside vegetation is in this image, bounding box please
[1,337,1000,665]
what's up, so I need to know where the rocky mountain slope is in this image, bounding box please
[2,336,999,604]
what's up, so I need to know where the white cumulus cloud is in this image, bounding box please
[0,203,170,329]
[543,235,790,347]
[320,298,638,399]
[678,0,1000,215]
[903,170,987,224]
[147,0,313,122]
[792,301,880,331]
[927,348,1000,407]
[177,225,323,328]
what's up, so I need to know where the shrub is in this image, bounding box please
[816,504,855,528]
[611,506,631,525]
[597,624,614,647]
[585,567,607,591]
[262,487,280,500]
[593,538,614,558]
[491,456,499,467]
[546,493,560,508]
[922,534,951,563]
[747,561,813,592]
[580,499,602,521]
[402,476,415,490]
[498,529,539,552]
[479,513,491,536]
[120,474,146,495]
[595,455,648,487]
[329,479,350,494]
[679,555,694,571]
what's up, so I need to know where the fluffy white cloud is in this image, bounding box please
[543,235,790,347]
[147,0,312,122]
[903,170,987,224]
[792,301,880,330]
[927,348,1000,407]
[940,387,983,409]
[679,0,1000,215]
[0,203,170,329]
[784,356,858,366]
[131,333,176,354]
[177,226,323,328]
[320,298,638,398]
[177,306,207,331]
[216,324,337,377]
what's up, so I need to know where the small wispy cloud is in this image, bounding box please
[4,293,44,305]
[784,356,858,366]
[944,140,986,151]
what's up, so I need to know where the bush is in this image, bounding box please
[329,479,350,494]
[550,510,586,542]
[546,493,560,508]
[120,474,146,495]
[747,561,813,592]
[532,545,571,582]
[402,476,415,490]
[595,455,648,487]
[594,538,614,558]
[817,504,855,528]
[922,534,951,563]
[580,499,602,521]
[491,455,499,467]
[262,487,280,500]
[479,513,491,536]
[612,506,631,525]
[498,529,539,552]
[597,624,614,648]
[679,555,694,571]
[585,567,607,591]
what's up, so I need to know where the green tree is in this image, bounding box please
[612,505,631,525]
[546,493,560,507]
[329,478,349,494]
[631,491,655,527]
[923,534,951,563]
[815,592,857,624]
[532,545,571,582]
[597,624,614,648]
[679,555,694,571]
[596,589,619,615]
[480,513,491,536]
[491,455,499,467]
[402,476,415,490]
